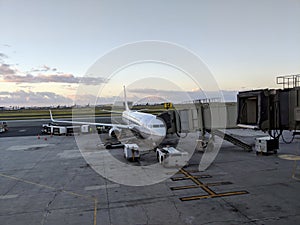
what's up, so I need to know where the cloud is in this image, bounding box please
[1,72,106,85]
[0,63,17,75]
[0,90,117,107]
[0,53,8,59]
[0,56,105,85]
[0,90,73,106]
[129,88,237,102]
[72,94,98,105]
[29,65,58,73]
[129,88,178,95]
[0,53,9,64]
[79,76,107,85]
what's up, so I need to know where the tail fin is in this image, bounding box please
[49,110,54,122]
[123,85,130,111]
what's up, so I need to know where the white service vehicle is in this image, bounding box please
[255,136,279,155]
[52,126,67,135]
[124,144,140,161]
[81,125,90,134]
[156,147,189,167]
[42,124,67,135]
[42,124,84,135]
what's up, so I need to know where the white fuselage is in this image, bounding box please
[122,110,166,145]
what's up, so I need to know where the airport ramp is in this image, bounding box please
[208,129,253,151]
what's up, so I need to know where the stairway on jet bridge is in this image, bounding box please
[208,129,253,151]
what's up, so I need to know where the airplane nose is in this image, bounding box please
[149,129,166,146]
[146,117,166,147]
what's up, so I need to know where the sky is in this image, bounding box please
[0,0,300,107]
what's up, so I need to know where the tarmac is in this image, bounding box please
[1,124,300,225]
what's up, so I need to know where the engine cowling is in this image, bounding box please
[109,127,121,138]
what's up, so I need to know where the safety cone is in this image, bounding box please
[44,137,47,141]
[37,134,40,139]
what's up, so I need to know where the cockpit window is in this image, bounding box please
[151,124,164,128]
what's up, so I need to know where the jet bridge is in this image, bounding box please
[140,75,300,152]
[159,102,253,151]
[237,75,300,140]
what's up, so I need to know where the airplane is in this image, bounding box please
[50,86,167,147]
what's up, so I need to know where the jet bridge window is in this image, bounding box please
[239,97,258,125]
[237,89,270,130]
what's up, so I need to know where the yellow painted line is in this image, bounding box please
[171,175,211,181]
[0,173,98,225]
[94,198,98,225]
[278,154,300,161]
[205,181,233,186]
[176,170,204,174]
[0,173,56,191]
[171,181,232,191]
[180,191,249,201]
[292,161,300,181]
[173,169,249,202]
[170,185,199,190]
[215,191,249,197]
[179,169,216,196]
[180,195,213,201]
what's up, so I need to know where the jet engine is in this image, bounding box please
[109,127,121,138]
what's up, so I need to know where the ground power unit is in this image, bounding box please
[156,147,189,167]
[123,144,140,161]
[255,136,279,155]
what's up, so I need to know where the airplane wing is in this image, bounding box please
[49,110,132,129]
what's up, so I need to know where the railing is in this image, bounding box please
[277,74,300,89]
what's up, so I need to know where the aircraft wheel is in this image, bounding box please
[160,156,164,164]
